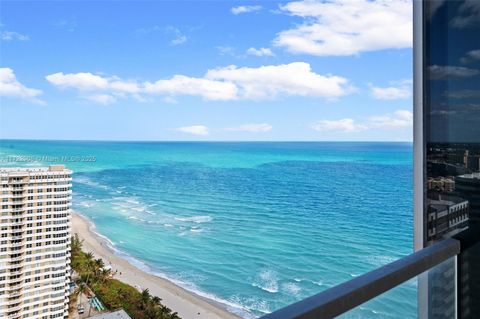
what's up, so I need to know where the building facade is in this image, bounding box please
[0,166,72,319]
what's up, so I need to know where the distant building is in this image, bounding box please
[0,166,72,319]
[455,173,480,222]
[427,195,469,244]
[427,177,455,193]
[464,150,480,172]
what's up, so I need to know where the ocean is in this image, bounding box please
[0,140,415,318]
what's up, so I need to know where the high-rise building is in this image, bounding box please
[0,166,72,319]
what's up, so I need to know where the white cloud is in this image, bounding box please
[1,31,29,41]
[217,46,236,56]
[86,94,116,105]
[47,62,352,103]
[171,35,187,45]
[274,0,412,56]
[136,25,188,46]
[46,72,110,91]
[165,26,188,46]
[226,123,273,132]
[176,125,209,135]
[429,65,480,80]
[144,75,238,101]
[0,68,44,104]
[368,110,413,129]
[231,5,262,15]
[370,79,412,100]
[312,109,413,133]
[205,62,353,99]
[312,119,367,133]
[46,72,142,104]
[460,49,480,64]
[246,47,275,57]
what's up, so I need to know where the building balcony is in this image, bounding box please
[9,180,27,185]
[8,290,22,298]
[7,313,21,319]
[6,303,23,313]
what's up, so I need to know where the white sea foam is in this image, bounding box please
[127,216,144,222]
[252,269,279,293]
[229,295,270,317]
[282,282,301,296]
[75,176,109,190]
[364,255,398,267]
[175,215,213,223]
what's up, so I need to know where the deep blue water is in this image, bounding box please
[0,141,414,318]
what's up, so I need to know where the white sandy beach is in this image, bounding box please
[71,212,243,319]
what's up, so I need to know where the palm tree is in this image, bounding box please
[71,234,83,255]
[140,289,151,309]
[94,258,104,269]
[152,296,162,305]
[85,252,95,263]
[97,268,112,284]
[83,253,96,285]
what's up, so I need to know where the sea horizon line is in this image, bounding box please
[0,138,413,143]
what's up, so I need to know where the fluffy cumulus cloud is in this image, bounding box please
[226,123,273,132]
[144,75,238,101]
[0,68,44,104]
[429,65,480,80]
[312,110,412,133]
[46,72,110,91]
[175,125,209,135]
[231,5,262,15]
[46,72,142,104]
[274,0,412,56]
[370,79,412,100]
[205,62,353,100]
[246,47,275,57]
[48,62,352,103]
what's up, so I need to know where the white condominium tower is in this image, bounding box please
[0,166,72,319]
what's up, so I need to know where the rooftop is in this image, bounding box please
[457,172,480,180]
[88,310,132,319]
[0,165,71,175]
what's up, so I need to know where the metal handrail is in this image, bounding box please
[261,238,460,319]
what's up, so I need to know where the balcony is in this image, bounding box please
[7,313,21,319]
[260,226,480,319]
[8,290,22,297]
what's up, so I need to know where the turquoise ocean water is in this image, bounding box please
[0,141,414,318]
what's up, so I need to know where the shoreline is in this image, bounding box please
[70,212,243,319]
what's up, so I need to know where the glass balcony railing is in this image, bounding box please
[260,238,462,319]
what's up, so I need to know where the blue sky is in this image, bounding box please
[0,0,413,141]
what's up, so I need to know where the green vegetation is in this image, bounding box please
[71,234,181,319]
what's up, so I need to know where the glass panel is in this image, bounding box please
[424,0,480,245]
[423,1,480,318]
[339,256,456,319]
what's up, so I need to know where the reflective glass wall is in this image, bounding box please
[422,1,480,318]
